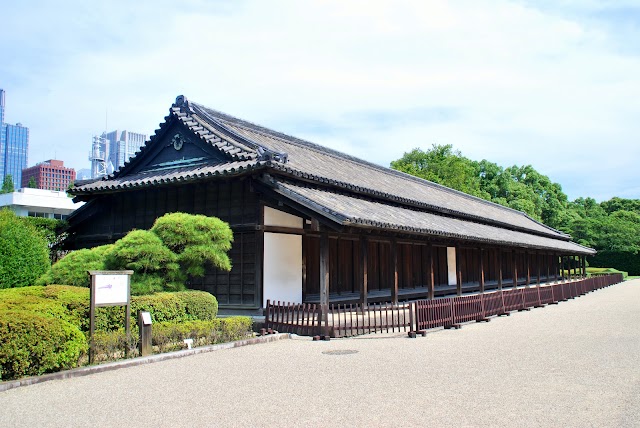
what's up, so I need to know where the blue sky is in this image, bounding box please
[1,0,639,201]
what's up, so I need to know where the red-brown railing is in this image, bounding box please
[453,294,486,324]
[523,287,541,308]
[264,274,624,338]
[413,297,455,331]
[481,291,506,317]
[264,300,411,338]
[264,300,322,336]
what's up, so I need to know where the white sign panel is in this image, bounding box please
[93,274,130,306]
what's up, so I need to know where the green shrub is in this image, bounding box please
[89,328,139,364]
[152,317,253,352]
[93,291,218,329]
[37,245,113,287]
[216,316,254,342]
[150,213,233,279]
[22,217,67,263]
[0,286,219,334]
[0,210,50,289]
[104,230,182,294]
[175,290,218,320]
[0,310,87,381]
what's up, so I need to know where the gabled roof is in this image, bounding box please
[70,95,595,255]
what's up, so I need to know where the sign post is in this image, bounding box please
[88,270,133,364]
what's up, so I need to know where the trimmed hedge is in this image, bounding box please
[152,317,253,353]
[0,286,218,333]
[589,252,640,276]
[0,286,223,380]
[0,310,87,381]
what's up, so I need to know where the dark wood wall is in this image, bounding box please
[302,233,562,303]
[70,178,262,308]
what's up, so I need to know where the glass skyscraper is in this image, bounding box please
[0,89,29,188]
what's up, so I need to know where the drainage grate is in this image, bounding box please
[322,349,358,355]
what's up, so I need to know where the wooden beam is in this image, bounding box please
[263,225,305,235]
[360,236,368,305]
[428,244,435,300]
[391,239,399,304]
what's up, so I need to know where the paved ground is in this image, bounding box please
[1,280,639,428]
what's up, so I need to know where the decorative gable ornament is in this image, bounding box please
[171,133,186,151]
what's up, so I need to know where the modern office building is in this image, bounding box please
[0,187,84,220]
[21,159,76,191]
[76,168,92,180]
[0,89,29,188]
[90,130,147,178]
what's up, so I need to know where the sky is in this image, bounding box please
[1,0,639,202]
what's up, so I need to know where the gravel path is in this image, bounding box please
[1,280,639,427]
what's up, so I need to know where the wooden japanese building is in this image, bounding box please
[68,95,595,312]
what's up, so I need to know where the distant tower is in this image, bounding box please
[0,89,29,188]
[89,134,108,178]
[89,130,146,178]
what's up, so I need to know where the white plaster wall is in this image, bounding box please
[264,206,303,228]
[263,232,302,307]
[447,247,457,286]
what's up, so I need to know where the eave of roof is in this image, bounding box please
[71,160,262,196]
[270,180,595,255]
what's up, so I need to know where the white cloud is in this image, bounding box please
[1,0,639,201]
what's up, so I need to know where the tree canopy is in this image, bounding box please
[391,144,640,274]
[1,175,14,194]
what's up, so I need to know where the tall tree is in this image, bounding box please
[27,177,37,188]
[390,145,489,199]
[1,175,14,194]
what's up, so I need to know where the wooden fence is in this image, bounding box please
[264,274,623,338]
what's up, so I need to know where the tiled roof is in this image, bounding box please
[273,180,595,255]
[192,102,569,241]
[71,95,593,254]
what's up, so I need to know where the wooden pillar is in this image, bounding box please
[546,254,550,284]
[497,250,503,290]
[582,255,587,278]
[427,244,435,300]
[301,236,307,302]
[319,232,330,336]
[554,254,559,282]
[561,255,566,282]
[512,250,518,288]
[479,248,485,293]
[525,251,531,287]
[360,236,368,305]
[536,252,541,286]
[456,246,463,296]
[391,239,398,304]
